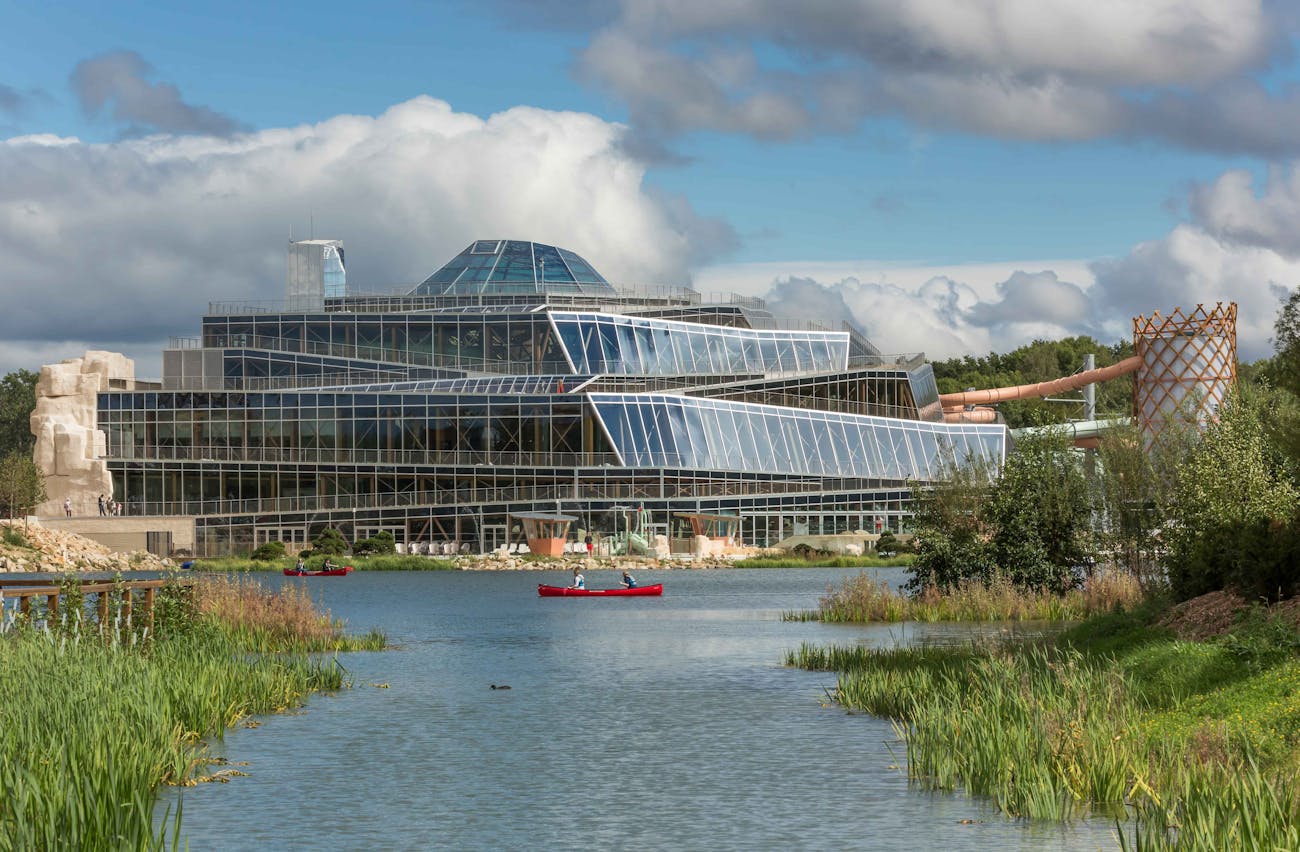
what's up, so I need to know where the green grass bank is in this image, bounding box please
[785,569,1143,623]
[0,574,385,850]
[787,602,1300,849]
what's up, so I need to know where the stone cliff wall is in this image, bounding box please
[30,351,133,517]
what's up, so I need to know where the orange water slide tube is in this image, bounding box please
[938,356,1141,409]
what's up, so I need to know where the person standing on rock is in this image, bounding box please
[64,498,71,517]
[98,494,106,516]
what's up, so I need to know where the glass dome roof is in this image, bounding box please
[409,240,617,298]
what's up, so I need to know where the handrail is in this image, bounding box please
[107,445,624,468]
[204,284,770,317]
[164,332,921,382]
[93,475,842,520]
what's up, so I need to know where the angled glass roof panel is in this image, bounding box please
[410,241,618,297]
[558,249,608,285]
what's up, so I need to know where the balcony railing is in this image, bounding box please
[105,474,843,520]
[109,445,624,468]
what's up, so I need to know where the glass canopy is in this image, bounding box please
[551,312,850,376]
[590,393,1005,480]
[409,240,619,298]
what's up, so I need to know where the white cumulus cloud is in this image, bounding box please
[0,96,735,375]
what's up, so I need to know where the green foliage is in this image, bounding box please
[986,429,1092,592]
[0,623,349,847]
[907,431,1089,595]
[152,571,197,640]
[0,451,45,519]
[0,369,38,459]
[1093,423,1177,592]
[250,539,287,561]
[1220,608,1300,673]
[1269,286,1300,399]
[905,449,997,594]
[791,612,1300,845]
[1,524,26,547]
[1164,389,1300,601]
[310,526,349,555]
[930,336,1134,429]
[352,530,396,556]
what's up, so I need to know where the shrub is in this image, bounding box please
[311,526,349,555]
[352,530,396,556]
[250,540,287,561]
[2,524,25,548]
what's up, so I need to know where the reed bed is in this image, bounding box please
[787,569,1143,623]
[786,623,1300,849]
[195,574,384,652]
[0,573,386,850]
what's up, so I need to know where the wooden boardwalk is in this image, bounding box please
[0,577,195,631]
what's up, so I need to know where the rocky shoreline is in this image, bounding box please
[0,520,172,574]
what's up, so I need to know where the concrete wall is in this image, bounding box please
[39,517,196,556]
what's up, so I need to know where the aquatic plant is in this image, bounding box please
[0,574,385,848]
[787,610,1300,848]
[785,569,1142,623]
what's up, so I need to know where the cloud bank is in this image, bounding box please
[0,96,735,375]
[557,0,1300,155]
[733,208,1300,364]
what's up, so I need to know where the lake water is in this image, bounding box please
[161,568,1118,850]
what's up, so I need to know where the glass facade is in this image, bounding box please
[590,394,1003,478]
[93,239,1006,555]
[550,312,849,376]
[410,240,617,298]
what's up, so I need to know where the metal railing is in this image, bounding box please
[108,475,837,520]
[204,284,771,317]
[109,445,624,468]
[168,332,922,380]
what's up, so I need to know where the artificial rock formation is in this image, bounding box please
[30,351,133,517]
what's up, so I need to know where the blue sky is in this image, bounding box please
[3,0,1300,372]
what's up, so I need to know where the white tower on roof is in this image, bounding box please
[287,239,346,308]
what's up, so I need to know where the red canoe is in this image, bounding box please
[538,583,662,597]
[284,566,353,576]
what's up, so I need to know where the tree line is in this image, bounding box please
[0,369,42,519]
[911,291,1300,603]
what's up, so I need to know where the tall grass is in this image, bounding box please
[0,573,385,849]
[786,627,1300,849]
[195,575,384,652]
[786,569,1143,623]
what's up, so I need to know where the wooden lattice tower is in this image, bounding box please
[1132,302,1237,451]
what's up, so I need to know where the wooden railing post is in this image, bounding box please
[97,590,109,629]
[144,587,155,634]
[46,594,58,621]
[122,589,133,627]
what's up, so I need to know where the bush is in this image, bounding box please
[876,531,899,556]
[311,526,349,555]
[2,524,26,548]
[352,530,396,556]
[250,540,287,562]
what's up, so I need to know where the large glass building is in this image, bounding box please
[99,239,1005,555]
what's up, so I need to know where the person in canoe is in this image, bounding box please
[294,556,306,575]
[620,571,637,589]
[323,557,338,572]
[571,567,586,590]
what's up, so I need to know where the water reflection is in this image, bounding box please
[159,568,1116,851]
